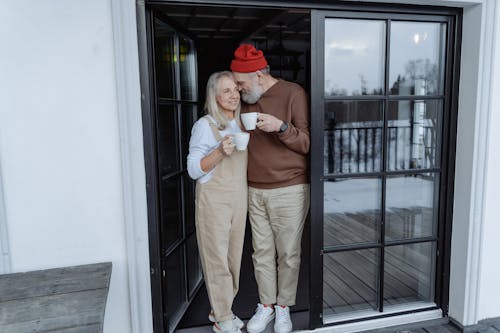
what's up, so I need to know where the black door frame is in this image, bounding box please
[309,6,462,329]
[136,1,462,332]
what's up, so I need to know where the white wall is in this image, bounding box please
[477,0,500,321]
[0,1,132,332]
[448,3,483,324]
[0,161,10,274]
[449,0,500,326]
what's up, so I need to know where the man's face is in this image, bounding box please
[233,72,264,104]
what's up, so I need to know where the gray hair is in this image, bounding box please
[259,66,271,75]
[204,71,242,130]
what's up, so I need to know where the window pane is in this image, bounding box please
[164,246,187,330]
[158,104,180,176]
[179,36,197,101]
[387,100,443,170]
[324,178,381,246]
[385,173,439,241]
[389,22,446,95]
[154,18,177,99]
[160,175,183,249]
[186,233,202,297]
[325,19,385,96]
[324,101,383,175]
[323,249,379,316]
[384,242,435,306]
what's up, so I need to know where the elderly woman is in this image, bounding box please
[187,71,247,333]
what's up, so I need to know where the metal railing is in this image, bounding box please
[324,125,437,174]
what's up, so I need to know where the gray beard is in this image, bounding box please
[241,90,262,104]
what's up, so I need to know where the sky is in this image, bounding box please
[324,19,446,96]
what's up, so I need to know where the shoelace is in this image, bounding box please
[275,307,289,323]
[254,304,272,320]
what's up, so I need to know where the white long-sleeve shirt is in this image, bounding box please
[187,115,244,183]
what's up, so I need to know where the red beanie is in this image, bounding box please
[230,44,268,73]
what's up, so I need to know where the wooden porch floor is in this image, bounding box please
[323,207,434,316]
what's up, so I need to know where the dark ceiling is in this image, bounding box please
[156,5,311,44]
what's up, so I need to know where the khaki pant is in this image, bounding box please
[248,184,310,306]
[195,118,247,322]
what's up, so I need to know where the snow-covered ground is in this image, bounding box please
[324,176,436,214]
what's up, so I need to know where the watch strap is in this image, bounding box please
[279,121,289,133]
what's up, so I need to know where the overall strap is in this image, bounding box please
[204,115,223,141]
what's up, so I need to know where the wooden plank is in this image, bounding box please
[0,262,112,302]
[48,324,102,333]
[324,243,418,300]
[323,266,359,309]
[0,289,108,331]
[324,253,377,304]
[0,263,111,333]
[2,323,102,333]
[425,325,461,333]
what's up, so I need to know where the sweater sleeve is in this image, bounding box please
[187,119,213,180]
[277,88,310,155]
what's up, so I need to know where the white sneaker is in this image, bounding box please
[213,319,241,333]
[246,303,275,333]
[208,312,244,330]
[274,305,292,333]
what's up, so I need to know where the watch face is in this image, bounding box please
[280,122,288,132]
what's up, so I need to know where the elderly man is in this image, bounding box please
[230,44,310,333]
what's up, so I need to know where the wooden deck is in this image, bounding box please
[323,207,434,316]
[0,262,112,333]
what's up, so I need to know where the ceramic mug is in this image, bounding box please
[241,112,258,130]
[232,132,250,151]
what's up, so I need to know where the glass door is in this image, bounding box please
[149,11,202,333]
[310,9,457,327]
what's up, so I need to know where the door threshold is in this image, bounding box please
[295,308,442,333]
[324,301,438,324]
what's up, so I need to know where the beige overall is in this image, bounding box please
[195,118,248,322]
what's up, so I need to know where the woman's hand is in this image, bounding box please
[218,135,235,156]
[200,136,235,173]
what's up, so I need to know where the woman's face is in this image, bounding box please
[216,76,240,112]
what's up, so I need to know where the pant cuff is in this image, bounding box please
[215,312,234,323]
[259,297,277,305]
[277,299,296,307]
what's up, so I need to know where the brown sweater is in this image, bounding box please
[242,80,310,189]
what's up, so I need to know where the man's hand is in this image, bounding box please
[256,113,283,133]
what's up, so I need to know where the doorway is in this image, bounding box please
[145,4,312,332]
[140,2,460,333]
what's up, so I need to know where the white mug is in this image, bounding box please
[232,132,250,151]
[241,112,258,130]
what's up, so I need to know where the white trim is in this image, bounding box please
[0,160,11,274]
[462,0,496,326]
[297,309,443,333]
[324,302,437,324]
[110,1,154,333]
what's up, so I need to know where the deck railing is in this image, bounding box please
[324,124,437,174]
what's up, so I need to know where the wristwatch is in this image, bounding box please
[279,121,289,133]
